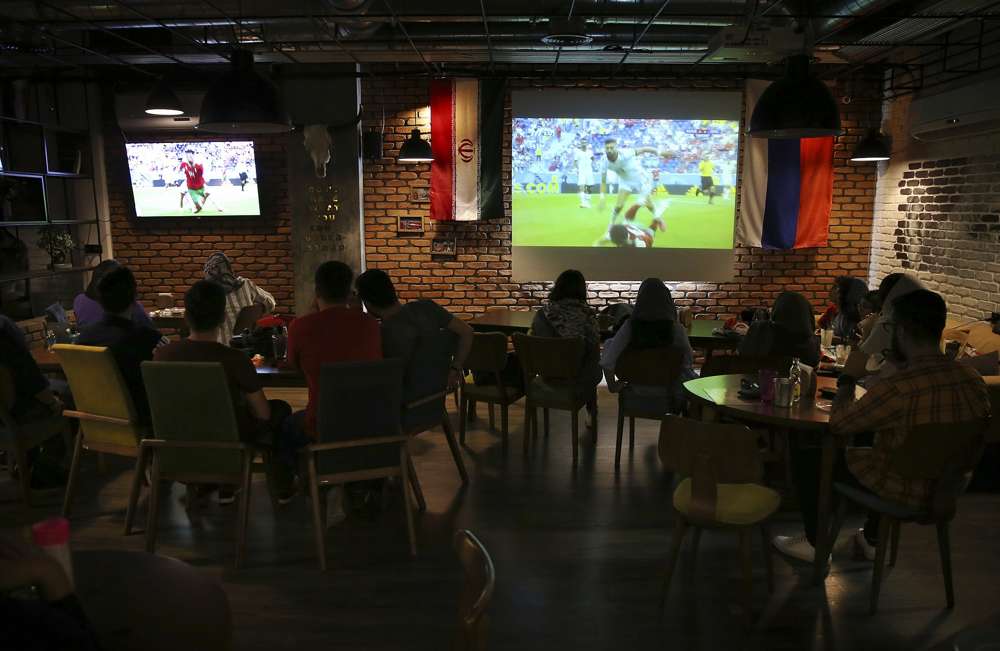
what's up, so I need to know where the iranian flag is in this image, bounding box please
[429,78,504,222]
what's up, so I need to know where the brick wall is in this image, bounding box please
[103,126,294,312]
[361,73,879,319]
[870,91,1000,320]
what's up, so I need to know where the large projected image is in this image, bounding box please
[125,141,261,218]
[513,118,738,249]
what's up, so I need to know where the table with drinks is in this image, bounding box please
[683,369,866,584]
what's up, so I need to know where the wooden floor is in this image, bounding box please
[3,387,1000,650]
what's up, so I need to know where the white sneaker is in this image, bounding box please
[326,486,347,528]
[772,534,829,564]
[854,529,876,561]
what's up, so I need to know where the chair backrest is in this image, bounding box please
[141,361,244,477]
[454,529,495,651]
[52,344,141,449]
[317,358,405,475]
[465,332,508,373]
[615,347,685,387]
[700,354,791,378]
[232,303,266,335]
[401,329,456,432]
[659,415,762,522]
[512,333,584,383]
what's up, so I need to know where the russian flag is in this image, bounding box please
[737,79,834,249]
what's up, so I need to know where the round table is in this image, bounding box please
[683,373,864,584]
[74,550,232,651]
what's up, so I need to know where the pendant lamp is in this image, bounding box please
[398,128,434,162]
[144,79,184,116]
[850,128,891,162]
[197,50,292,133]
[749,54,842,139]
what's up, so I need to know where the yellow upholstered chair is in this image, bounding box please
[658,415,779,627]
[52,344,146,528]
[454,529,495,651]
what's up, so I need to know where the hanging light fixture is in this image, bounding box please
[144,78,184,116]
[197,50,292,133]
[851,128,890,162]
[398,128,433,162]
[749,54,842,139]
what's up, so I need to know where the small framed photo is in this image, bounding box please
[431,237,457,257]
[409,187,430,203]
[397,215,424,234]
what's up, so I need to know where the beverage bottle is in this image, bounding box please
[789,357,802,404]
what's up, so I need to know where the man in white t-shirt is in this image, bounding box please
[573,142,595,208]
[599,138,673,241]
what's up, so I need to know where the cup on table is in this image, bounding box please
[835,344,851,365]
[821,329,834,348]
[773,378,793,407]
[759,369,776,402]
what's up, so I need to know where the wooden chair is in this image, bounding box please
[454,529,496,651]
[700,354,792,378]
[0,367,69,506]
[52,344,145,525]
[826,418,991,614]
[460,332,524,447]
[140,361,264,568]
[658,415,779,627]
[401,329,468,484]
[512,333,597,466]
[305,359,420,570]
[610,347,685,468]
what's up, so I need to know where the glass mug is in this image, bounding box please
[836,344,851,365]
[821,329,834,349]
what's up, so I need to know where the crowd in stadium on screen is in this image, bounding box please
[126,141,257,188]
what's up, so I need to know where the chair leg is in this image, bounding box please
[124,447,146,535]
[825,497,850,567]
[660,516,689,611]
[406,451,426,512]
[523,404,535,455]
[739,528,754,628]
[760,522,775,594]
[588,397,598,441]
[869,514,893,614]
[459,396,468,445]
[488,403,496,432]
[306,452,326,571]
[570,408,579,467]
[615,398,626,469]
[440,413,469,483]
[888,520,901,568]
[543,408,550,438]
[400,449,418,558]
[501,404,509,448]
[234,452,252,569]
[62,433,85,517]
[144,452,162,554]
[629,417,636,450]
[937,522,955,609]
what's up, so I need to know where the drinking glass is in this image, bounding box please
[835,344,851,365]
[821,329,834,349]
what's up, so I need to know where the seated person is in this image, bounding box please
[530,269,603,404]
[0,313,27,350]
[155,280,292,502]
[600,278,695,412]
[73,259,152,328]
[76,266,166,426]
[858,272,924,374]
[355,268,473,399]
[774,290,991,563]
[203,252,276,345]
[738,291,820,368]
[817,276,868,342]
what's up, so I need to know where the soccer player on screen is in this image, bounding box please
[696,157,716,204]
[598,138,672,240]
[607,214,666,248]
[179,149,212,214]
[573,142,595,208]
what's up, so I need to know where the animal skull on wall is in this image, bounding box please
[303,124,333,178]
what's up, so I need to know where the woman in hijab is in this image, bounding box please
[203,252,276,344]
[739,291,820,367]
[73,260,152,327]
[600,278,695,410]
[531,269,603,395]
[859,272,924,371]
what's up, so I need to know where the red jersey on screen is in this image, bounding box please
[180,161,205,190]
[286,306,383,439]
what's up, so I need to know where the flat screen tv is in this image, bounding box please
[125,140,261,218]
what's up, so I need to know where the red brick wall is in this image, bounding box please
[103,127,294,312]
[361,75,879,319]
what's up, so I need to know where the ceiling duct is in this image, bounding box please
[541,17,593,46]
[322,0,382,40]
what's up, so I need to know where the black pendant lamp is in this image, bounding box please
[749,54,842,139]
[197,50,292,133]
[851,128,890,162]
[144,79,184,116]
[398,128,434,162]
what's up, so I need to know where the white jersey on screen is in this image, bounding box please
[574,149,595,186]
[604,148,651,197]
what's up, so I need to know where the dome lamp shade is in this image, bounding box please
[749,54,842,139]
[197,50,292,134]
[144,79,184,116]
[851,128,891,162]
[398,128,434,162]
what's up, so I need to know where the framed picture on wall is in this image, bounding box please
[397,215,424,234]
[431,237,457,257]
[409,187,430,203]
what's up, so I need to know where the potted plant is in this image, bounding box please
[37,226,75,270]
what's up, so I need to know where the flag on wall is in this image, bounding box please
[737,79,834,249]
[430,78,504,221]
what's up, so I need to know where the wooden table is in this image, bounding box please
[684,372,865,584]
[149,310,188,335]
[469,308,536,334]
[74,549,232,651]
[685,319,736,356]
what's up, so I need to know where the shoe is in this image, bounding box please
[854,529,876,561]
[772,534,829,564]
[217,487,239,505]
[326,487,347,527]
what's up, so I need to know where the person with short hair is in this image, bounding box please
[774,289,991,564]
[203,252,276,345]
[72,259,152,328]
[76,266,166,425]
[155,280,293,502]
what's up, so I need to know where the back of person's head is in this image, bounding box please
[314,261,354,304]
[85,259,121,300]
[184,280,226,332]
[97,266,137,314]
[355,269,398,309]
[892,289,946,344]
[608,224,629,247]
[549,269,587,302]
[877,273,904,304]
[770,291,815,341]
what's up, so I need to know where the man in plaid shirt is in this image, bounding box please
[774,289,990,564]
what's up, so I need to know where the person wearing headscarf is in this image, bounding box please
[73,260,152,328]
[600,278,695,411]
[858,272,924,372]
[531,269,603,398]
[739,291,820,367]
[203,252,276,344]
[819,276,869,342]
